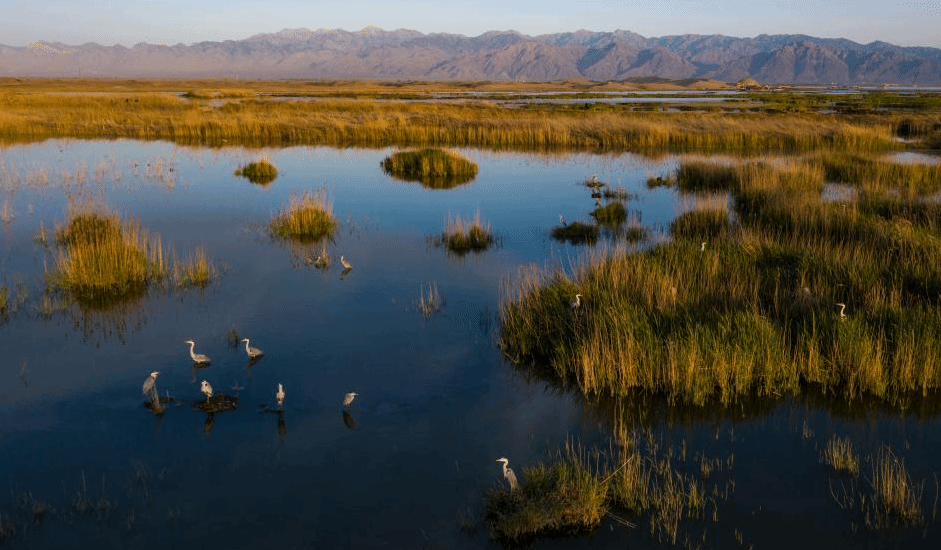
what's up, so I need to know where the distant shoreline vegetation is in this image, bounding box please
[0,79,937,152]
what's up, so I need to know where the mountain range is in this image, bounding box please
[2,27,940,85]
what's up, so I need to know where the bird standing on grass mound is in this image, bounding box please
[201,380,214,403]
[142,371,159,399]
[496,457,519,492]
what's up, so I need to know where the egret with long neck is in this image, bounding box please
[496,457,519,492]
[241,338,263,358]
[184,340,211,364]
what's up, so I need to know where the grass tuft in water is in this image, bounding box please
[173,247,216,288]
[590,202,627,228]
[822,435,859,475]
[381,148,478,189]
[270,189,337,243]
[234,157,278,185]
[864,446,924,529]
[49,205,167,304]
[551,221,599,244]
[418,282,442,316]
[437,212,495,255]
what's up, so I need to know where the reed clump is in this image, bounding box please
[173,247,216,288]
[270,189,337,243]
[380,148,478,189]
[50,205,167,303]
[590,202,627,228]
[234,157,278,185]
[487,429,727,545]
[418,282,442,316]
[551,221,599,244]
[500,153,941,406]
[864,446,925,529]
[437,212,495,255]
[822,435,859,475]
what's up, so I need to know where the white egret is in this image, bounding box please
[559,214,566,227]
[200,380,214,402]
[340,255,352,270]
[836,302,847,320]
[701,242,706,252]
[142,371,159,398]
[496,457,519,492]
[343,392,358,408]
[276,383,285,408]
[241,338,263,358]
[184,340,211,364]
[571,293,582,310]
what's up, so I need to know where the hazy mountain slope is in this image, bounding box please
[1,28,938,84]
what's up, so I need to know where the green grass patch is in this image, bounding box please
[270,189,337,243]
[501,154,941,406]
[234,157,278,185]
[436,212,495,255]
[381,148,478,189]
[173,247,217,288]
[49,205,167,304]
[590,202,627,228]
[551,221,599,244]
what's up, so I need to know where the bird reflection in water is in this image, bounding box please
[277,411,286,438]
[246,354,264,375]
[342,410,357,431]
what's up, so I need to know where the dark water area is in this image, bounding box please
[1,140,939,548]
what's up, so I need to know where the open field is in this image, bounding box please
[0,78,938,151]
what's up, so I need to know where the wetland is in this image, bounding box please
[1,79,941,548]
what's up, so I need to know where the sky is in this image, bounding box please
[2,0,939,49]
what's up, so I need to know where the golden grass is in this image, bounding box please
[234,157,278,185]
[0,80,916,152]
[822,435,860,475]
[437,212,495,255]
[270,189,337,242]
[865,446,924,529]
[50,205,166,303]
[418,282,442,316]
[173,247,216,288]
[381,148,478,188]
[500,153,941,406]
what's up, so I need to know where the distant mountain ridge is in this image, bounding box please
[2,27,939,85]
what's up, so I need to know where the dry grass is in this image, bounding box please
[381,148,478,188]
[270,189,337,242]
[418,282,442,316]
[822,435,860,475]
[437,212,495,255]
[234,157,278,185]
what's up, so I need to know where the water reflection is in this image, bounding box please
[342,410,357,431]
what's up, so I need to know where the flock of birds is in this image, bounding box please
[141,338,359,414]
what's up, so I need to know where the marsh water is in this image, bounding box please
[1,140,940,549]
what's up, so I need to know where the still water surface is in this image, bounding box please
[0,140,939,548]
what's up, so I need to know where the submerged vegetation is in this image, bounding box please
[380,148,478,189]
[501,151,941,407]
[234,157,278,185]
[270,189,337,242]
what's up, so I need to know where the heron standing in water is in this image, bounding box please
[201,380,214,403]
[241,338,263,359]
[496,457,519,492]
[343,392,358,408]
[184,340,211,364]
[276,383,285,409]
[340,255,352,270]
[142,371,159,400]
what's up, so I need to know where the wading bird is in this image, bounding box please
[496,457,519,492]
[559,214,566,227]
[343,392,358,408]
[241,338,263,358]
[701,242,706,252]
[340,255,352,270]
[836,302,847,320]
[184,340,211,364]
[276,383,285,409]
[571,293,582,311]
[201,380,214,403]
[142,371,159,399]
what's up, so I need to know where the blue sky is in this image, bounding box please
[3,0,939,48]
